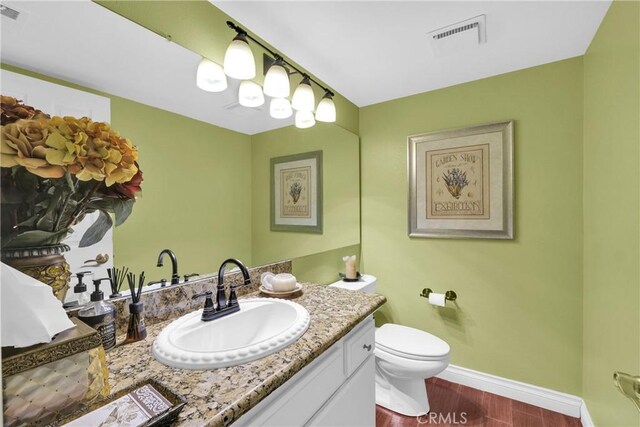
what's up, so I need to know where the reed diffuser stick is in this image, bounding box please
[108,266,129,298]
[124,271,147,344]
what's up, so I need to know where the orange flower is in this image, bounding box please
[0,119,64,178]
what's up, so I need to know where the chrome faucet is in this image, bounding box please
[192,258,251,322]
[157,249,180,285]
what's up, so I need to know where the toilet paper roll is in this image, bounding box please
[428,292,446,307]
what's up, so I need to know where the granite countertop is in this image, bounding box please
[106,284,386,426]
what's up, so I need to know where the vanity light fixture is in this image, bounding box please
[223,31,256,80]
[263,57,290,98]
[196,58,227,92]
[315,91,336,123]
[238,81,265,107]
[291,75,315,112]
[270,98,293,119]
[295,110,316,129]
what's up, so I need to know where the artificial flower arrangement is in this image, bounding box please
[0,95,142,249]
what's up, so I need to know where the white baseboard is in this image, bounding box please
[580,401,595,427]
[436,365,586,419]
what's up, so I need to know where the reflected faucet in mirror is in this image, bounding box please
[157,249,179,285]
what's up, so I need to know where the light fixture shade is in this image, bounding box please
[224,34,256,79]
[263,61,290,98]
[196,58,227,92]
[270,98,293,119]
[291,77,315,112]
[238,81,265,107]
[295,110,316,129]
[315,93,336,122]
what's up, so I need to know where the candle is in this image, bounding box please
[342,255,357,280]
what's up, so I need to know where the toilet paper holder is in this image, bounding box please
[420,288,457,302]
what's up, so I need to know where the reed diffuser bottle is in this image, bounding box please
[124,272,147,344]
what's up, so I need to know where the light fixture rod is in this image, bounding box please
[226,21,335,98]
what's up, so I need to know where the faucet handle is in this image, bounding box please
[184,273,199,282]
[192,291,216,320]
[192,291,212,300]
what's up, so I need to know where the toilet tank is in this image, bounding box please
[329,274,377,294]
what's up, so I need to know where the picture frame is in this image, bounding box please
[271,150,323,233]
[408,121,513,239]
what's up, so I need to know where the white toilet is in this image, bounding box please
[330,274,450,416]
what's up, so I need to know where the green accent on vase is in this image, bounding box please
[583,1,640,425]
[360,57,585,395]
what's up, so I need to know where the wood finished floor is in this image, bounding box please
[376,378,582,427]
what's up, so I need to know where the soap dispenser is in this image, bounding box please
[73,271,92,306]
[78,278,117,351]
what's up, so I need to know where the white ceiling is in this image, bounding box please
[0,1,292,135]
[213,0,611,107]
[1,1,611,135]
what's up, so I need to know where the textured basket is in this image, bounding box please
[2,318,110,426]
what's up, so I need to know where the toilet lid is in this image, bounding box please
[376,324,450,359]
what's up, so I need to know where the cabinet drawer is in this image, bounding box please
[345,316,375,376]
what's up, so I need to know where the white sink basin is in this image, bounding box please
[152,297,310,369]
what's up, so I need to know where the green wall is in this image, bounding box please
[110,99,252,276]
[583,1,640,425]
[251,123,360,267]
[360,58,585,395]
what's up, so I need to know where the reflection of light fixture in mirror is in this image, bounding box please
[224,32,256,79]
[263,58,290,98]
[196,58,227,92]
[291,75,315,112]
[270,98,293,119]
[295,110,316,129]
[238,81,264,107]
[315,91,336,122]
[224,20,337,126]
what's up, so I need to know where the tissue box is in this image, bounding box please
[2,318,110,426]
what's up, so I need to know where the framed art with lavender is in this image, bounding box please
[408,121,513,239]
[271,151,323,233]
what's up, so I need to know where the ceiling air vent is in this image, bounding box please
[428,15,486,57]
[0,4,20,20]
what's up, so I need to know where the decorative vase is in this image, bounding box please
[1,244,72,302]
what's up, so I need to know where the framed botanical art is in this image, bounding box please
[271,151,323,233]
[408,121,513,239]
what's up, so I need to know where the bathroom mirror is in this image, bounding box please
[0,1,360,293]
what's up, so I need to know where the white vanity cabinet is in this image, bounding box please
[234,316,376,427]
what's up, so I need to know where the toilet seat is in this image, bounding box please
[376,324,450,361]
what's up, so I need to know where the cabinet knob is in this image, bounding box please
[363,343,372,352]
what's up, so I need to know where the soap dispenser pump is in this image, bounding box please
[73,271,92,306]
[78,278,117,351]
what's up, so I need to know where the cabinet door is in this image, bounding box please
[234,346,346,427]
[307,355,376,427]
[1,70,113,293]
